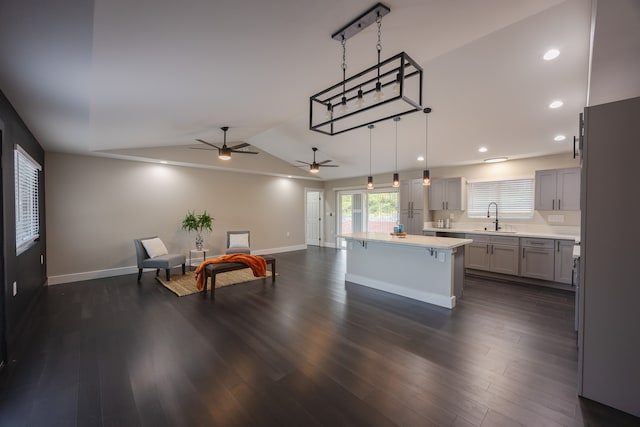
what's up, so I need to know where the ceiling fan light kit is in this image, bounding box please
[309,3,423,136]
[194,126,258,161]
[296,147,339,174]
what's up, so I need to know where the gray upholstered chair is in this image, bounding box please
[226,230,251,254]
[134,236,186,281]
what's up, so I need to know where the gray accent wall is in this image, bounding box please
[1,89,47,360]
[45,152,323,281]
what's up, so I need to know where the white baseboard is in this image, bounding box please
[47,244,309,285]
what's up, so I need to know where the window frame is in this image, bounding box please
[14,145,42,255]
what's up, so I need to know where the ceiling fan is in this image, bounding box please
[296,147,339,174]
[192,126,258,160]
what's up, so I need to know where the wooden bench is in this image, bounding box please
[203,256,276,298]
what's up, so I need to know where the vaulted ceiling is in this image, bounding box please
[0,0,591,180]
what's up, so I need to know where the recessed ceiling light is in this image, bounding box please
[554,135,566,142]
[287,175,292,178]
[417,156,425,162]
[543,49,560,61]
[478,147,488,153]
[549,100,563,109]
[160,160,168,164]
[484,157,508,163]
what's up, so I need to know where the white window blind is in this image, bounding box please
[14,146,41,254]
[467,178,534,219]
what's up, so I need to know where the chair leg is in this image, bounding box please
[166,269,171,281]
[137,269,143,282]
[156,269,160,277]
[182,263,186,275]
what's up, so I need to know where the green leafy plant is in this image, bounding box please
[181,210,215,234]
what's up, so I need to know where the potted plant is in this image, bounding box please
[182,210,214,250]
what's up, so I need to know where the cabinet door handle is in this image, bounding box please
[552,199,555,210]
[522,247,525,258]
[558,199,561,210]
[442,201,445,210]
[490,245,494,255]
[556,241,560,252]
[486,245,489,254]
[446,201,449,210]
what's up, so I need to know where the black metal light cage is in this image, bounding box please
[309,51,423,136]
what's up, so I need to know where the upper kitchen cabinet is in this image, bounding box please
[400,179,425,235]
[535,167,580,211]
[429,177,466,210]
[400,179,425,211]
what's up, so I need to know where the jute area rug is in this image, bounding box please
[156,269,273,297]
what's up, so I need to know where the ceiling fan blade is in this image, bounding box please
[229,142,250,150]
[189,147,216,151]
[295,160,311,165]
[230,149,259,155]
[318,160,333,165]
[320,164,339,167]
[196,139,221,149]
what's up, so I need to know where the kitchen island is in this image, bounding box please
[339,232,472,309]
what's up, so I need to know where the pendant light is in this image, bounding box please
[367,124,374,189]
[392,117,400,188]
[338,36,349,114]
[422,107,432,186]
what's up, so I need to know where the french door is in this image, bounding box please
[337,188,399,248]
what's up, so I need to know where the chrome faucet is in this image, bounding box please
[487,202,500,231]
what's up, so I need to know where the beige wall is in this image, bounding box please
[323,153,580,243]
[45,152,323,281]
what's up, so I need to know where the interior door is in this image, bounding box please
[305,190,322,246]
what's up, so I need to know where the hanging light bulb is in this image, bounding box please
[423,169,431,186]
[422,107,432,186]
[373,14,385,103]
[392,73,401,95]
[392,117,400,187]
[356,87,366,109]
[325,103,333,120]
[310,164,320,174]
[218,147,232,161]
[367,124,374,190]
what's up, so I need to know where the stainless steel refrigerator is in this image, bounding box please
[578,96,640,417]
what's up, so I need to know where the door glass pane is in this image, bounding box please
[368,191,399,232]
[339,194,353,234]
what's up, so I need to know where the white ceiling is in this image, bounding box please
[0,0,592,180]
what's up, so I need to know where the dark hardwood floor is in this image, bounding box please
[1,247,638,426]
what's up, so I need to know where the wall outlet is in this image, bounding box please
[12,281,17,296]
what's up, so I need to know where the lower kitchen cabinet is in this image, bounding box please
[521,238,558,281]
[465,234,519,275]
[554,239,575,284]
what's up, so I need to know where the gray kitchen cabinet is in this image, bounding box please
[422,231,436,237]
[521,238,555,281]
[464,234,490,270]
[554,239,575,285]
[465,234,519,275]
[399,179,425,234]
[428,177,466,211]
[535,167,580,211]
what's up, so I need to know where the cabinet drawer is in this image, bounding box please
[521,238,554,249]
[491,236,520,246]
[466,234,490,243]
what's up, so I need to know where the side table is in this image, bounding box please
[189,248,210,271]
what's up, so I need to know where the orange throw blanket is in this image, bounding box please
[194,254,267,291]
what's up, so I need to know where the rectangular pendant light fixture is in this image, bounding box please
[309,3,423,136]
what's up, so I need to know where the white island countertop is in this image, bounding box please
[339,232,472,250]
